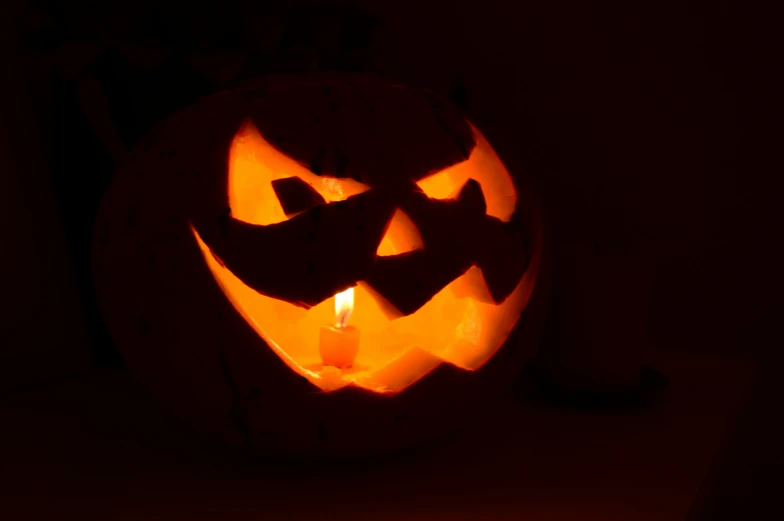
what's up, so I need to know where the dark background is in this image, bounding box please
[1,0,779,518]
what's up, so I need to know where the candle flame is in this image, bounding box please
[334,287,354,328]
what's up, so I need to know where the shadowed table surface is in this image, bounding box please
[0,349,752,521]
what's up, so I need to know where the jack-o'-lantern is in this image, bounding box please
[93,74,548,459]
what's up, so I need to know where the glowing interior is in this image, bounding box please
[191,120,530,393]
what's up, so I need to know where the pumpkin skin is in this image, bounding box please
[93,74,549,459]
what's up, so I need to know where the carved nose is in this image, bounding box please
[376,208,424,257]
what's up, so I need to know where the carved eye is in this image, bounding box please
[415,125,518,223]
[228,120,369,226]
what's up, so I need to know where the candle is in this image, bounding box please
[319,287,360,369]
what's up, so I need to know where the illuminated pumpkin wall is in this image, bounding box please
[192,117,529,393]
[93,74,547,458]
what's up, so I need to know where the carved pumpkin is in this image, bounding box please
[93,74,548,458]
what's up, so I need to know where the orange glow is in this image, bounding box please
[416,125,518,222]
[227,120,371,225]
[376,209,424,257]
[334,287,354,327]
[191,120,532,393]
